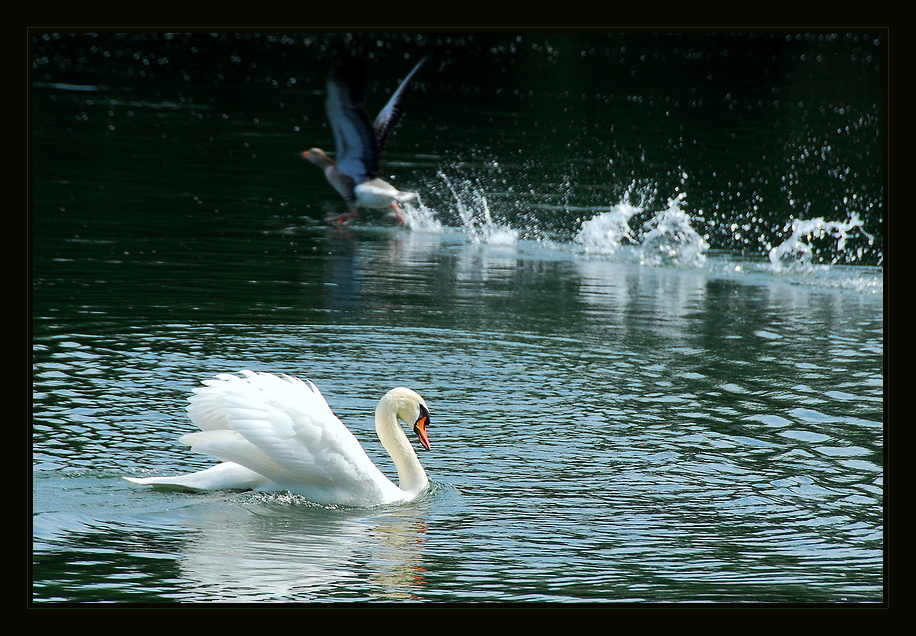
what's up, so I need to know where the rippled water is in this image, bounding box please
[31,32,884,604]
[32,233,884,603]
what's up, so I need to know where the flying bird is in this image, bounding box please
[303,52,429,224]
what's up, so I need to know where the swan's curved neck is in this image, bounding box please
[375,397,428,496]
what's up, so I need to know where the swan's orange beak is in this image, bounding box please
[413,414,431,450]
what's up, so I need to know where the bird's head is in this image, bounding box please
[302,148,332,167]
[386,387,431,450]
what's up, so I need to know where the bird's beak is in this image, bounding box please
[301,150,310,158]
[413,414,431,450]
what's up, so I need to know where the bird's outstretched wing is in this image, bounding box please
[326,55,380,181]
[373,53,430,155]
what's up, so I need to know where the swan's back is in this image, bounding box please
[181,371,406,506]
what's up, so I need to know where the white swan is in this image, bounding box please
[124,371,432,507]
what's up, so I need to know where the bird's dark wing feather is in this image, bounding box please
[326,56,380,181]
[373,53,430,154]
[329,170,358,211]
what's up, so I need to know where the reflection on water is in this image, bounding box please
[172,495,431,602]
[33,477,435,602]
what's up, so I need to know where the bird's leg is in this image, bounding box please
[390,203,407,226]
[325,211,360,224]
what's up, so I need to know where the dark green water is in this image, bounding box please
[32,32,884,604]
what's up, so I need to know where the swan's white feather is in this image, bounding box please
[127,371,419,506]
[124,461,272,491]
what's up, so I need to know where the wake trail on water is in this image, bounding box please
[398,170,881,294]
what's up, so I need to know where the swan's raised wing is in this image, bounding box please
[181,371,404,506]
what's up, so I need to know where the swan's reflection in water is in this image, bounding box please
[366,516,428,600]
[171,492,429,602]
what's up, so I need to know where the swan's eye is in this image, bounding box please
[417,403,430,427]
[412,404,432,451]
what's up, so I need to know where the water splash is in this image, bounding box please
[439,172,518,245]
[576,192,709,268]
[767,214,874,272]
[400,170,879,292]
[400,197,445,234]
[637,192,710,268]
[575,201,640,256]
